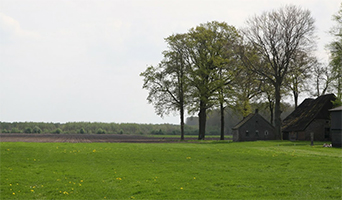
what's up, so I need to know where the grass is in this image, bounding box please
[0,141,341,199]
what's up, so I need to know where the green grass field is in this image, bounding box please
[1,141,341,199]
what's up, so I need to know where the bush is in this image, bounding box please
[96,128,106,134]
[11,128,21,133]
[33,126,42,133]
[24,127,32,134]
[2,129,9,133]
[80,128,86,134]
[54,128,62,134]
[150,129,164,135]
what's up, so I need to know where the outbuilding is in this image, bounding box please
[232,109,275,142]
[329,106,342,147]
[282,94,336,141]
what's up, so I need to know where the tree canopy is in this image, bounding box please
[141,4,342,140]
[239,5,316,139]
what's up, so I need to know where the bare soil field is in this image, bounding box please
[0,133,221,143]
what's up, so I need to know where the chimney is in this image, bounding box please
[255,109,259,114]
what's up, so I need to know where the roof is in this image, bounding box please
[282,94,336,132]
[329,106,342,112]
[232,113,254,130]
[232,111,274,130]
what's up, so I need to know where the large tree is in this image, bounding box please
[240,5,316,139]
[285,51,315,108]
[140,34,189,140]
[185,21,240,140]
[311,63,333,97]
[328,3,342,105]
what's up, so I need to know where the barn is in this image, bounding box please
[232,109,275,142]
[329,106,342,147]
[282,94,336,141]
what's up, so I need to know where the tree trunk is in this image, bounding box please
[198,100,206,140]
[269,103,274,126]
[293,90,298,109]
[220,102,224,140]
[180,104,185,140]
[267,94,274,126]
[338,77,342,101]
[316,75,320,97]
[274,84,282,140]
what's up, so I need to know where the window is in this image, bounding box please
[255,130,259,137]
[264,130,269,136]
[245,130,249,137]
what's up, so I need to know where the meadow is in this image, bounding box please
[0,141,341,199]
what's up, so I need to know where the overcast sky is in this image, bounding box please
[0,0,340,124]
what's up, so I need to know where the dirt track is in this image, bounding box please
[0,133,220,143]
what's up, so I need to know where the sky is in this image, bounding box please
[0,0,340,124]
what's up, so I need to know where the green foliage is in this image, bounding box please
[332,98,342,107]
[1,129,9,133]
[150,129,164,135]
[33,126,42,133]
[96,128,106,134]
[142,21,241,140]
[0,141,340,199]
[54,128,62,134]
[24,127,32,134]
[79,128,86,134]
[10,128,21,133]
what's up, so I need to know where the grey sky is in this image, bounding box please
[0,0,340,124]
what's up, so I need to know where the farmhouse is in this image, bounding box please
[282,94,336,141]
[329,106,342,147]
[232,109,275,142]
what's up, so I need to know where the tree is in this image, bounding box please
[311,63,333,97]
[233,63,262,118]
[185,21,240,140]
[24,127,32,134]
[140,34,189,140]
[328,3,342,105]
[285,51,314,108]
[33,126,41,133]
[260,80,276,125]
[240,5,316,139]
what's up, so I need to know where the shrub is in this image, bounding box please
[151,129,164,135]
[24,127,32,134]
[11,128,21,133]
[2,129,9,133]
[33,126,42,133]
[54,128,62,134]
[80,128,86,134]
[96,128,106,134]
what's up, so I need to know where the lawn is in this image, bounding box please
[0,141,341,199]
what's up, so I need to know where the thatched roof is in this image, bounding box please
[282,94,336,132]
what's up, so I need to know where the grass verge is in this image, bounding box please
[0,141,341,199]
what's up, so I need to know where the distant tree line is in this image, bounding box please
[141,4,342,140]
[0,122,220,136]
[0,102,295,136]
